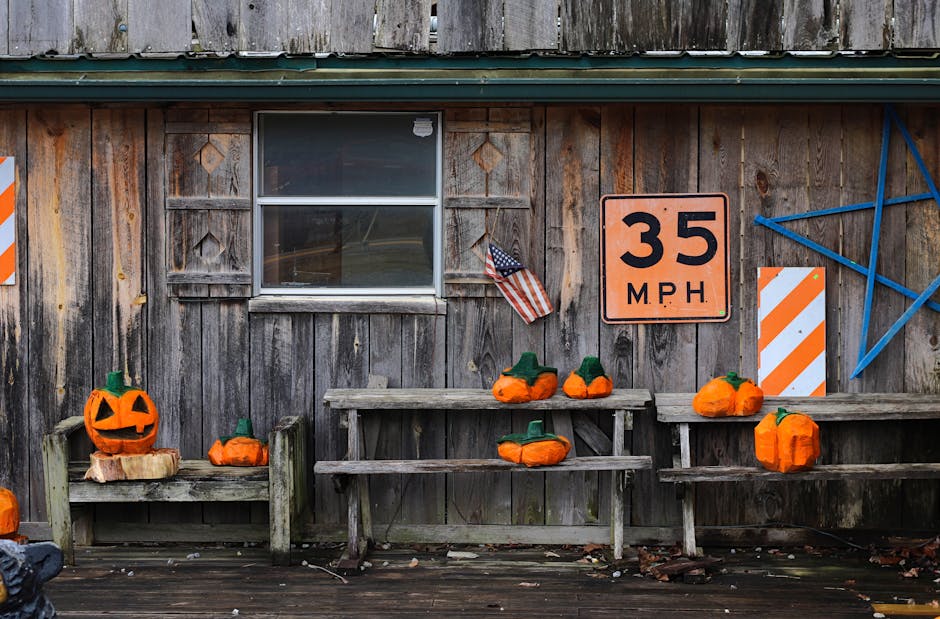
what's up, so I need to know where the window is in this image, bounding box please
[254,111,441,295]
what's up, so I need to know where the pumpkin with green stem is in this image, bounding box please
[754,407,820,473]
[692,371,764,417]
[491,353,558,403]
[83,371,159,455]
[563,356,613,399]
[497,420,571,467]
[208,419,269,467]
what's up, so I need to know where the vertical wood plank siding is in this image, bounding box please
[0,1,934,54]
[0,111,26,507]
[74,0,127,54]
[2,103,938,537]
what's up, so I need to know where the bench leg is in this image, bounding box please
[611,410,628,560]
[678,423,697,557]
[269,421,292,566]
[42,431,74,565]
[681,484,697,558]
[337,409,369,575]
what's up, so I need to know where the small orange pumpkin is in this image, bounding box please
[83,371,159,455]
[491,353,558,403]
[563,356,613,399]
[754,407,820,473]
[208,419,269,466]
[692,371,764,417]
[0,488,19,538]
[497,420,571,467]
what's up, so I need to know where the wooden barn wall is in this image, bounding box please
[0,103,938,538]
[0,0,938,56]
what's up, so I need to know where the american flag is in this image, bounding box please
[484,243,554,324]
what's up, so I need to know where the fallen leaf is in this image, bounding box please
[583,544,605,554]
[870,555,904,566]
[518,582,540,588]
[446,551,479,559]
[544,551,561,558]
[900,567,920,578]
[408,558,419,568]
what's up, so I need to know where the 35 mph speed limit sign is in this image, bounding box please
[601,193,729,324]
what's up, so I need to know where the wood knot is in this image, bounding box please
[755,170,770,197]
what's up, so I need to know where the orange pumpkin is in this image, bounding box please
[83,371,159,455]
[497,420,571,467]
[208,419,269,466]
[491,353,558,403]
[754,407,820,473]
[692,371,764,417]
[563,356,613,399]
[0,488,19,538]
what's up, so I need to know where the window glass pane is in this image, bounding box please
[260,114,438,197]
[262,205,435,288]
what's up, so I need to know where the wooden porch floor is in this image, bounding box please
[44,542,938,618]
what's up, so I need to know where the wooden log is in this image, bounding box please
[84,449,181,483]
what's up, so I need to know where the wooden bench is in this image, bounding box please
[655,392,940,557]
[42,415,307,566]
[315,388,653,568]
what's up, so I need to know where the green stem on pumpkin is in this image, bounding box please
[220,418,267,445]
[501,352,557,386]
[574,356,607,384]
[102,370,131,397]
[722,371,747,389]
[497,419,566,445]
[774,407,794,425]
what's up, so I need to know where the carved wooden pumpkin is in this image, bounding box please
[563,356,613,399]
[83,371,159,455]
[0,488,18,538]
[754,407,820,473]
[492,352,558,403]
[497,420,571,467]
[692,371,764,417]
[208,419,269,467]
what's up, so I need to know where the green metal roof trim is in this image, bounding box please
[1,54,940,101]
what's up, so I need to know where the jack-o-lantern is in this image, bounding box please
[0,488,18,538]
[208,419,269,467]
[83,371,159,455]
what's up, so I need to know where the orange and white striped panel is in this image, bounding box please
[757,266,826,396]
[0,157,13,285]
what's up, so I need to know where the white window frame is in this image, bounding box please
[253,110,443,297]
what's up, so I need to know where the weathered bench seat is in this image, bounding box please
[316,387,653,568]
[43,415,307,566]
[655,392,940,556]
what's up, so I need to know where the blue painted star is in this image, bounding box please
[755,104,940,379]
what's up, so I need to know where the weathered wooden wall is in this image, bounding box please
[1,0,939,56]
[0,103,938,540]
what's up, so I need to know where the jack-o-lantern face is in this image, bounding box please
[83,371,159,455]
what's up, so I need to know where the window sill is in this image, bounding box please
[248,295,447,315]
